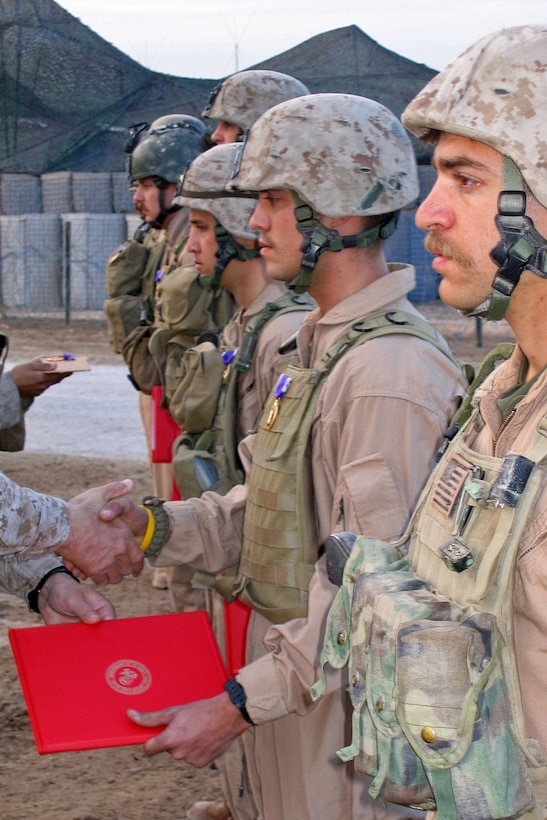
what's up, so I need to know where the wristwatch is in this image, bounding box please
[140,496,171,558]
[28,566,79,613]
[223,677,255,725]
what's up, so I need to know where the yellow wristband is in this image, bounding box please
[139,505,156,552]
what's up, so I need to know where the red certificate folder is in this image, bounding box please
[9,611,226,754]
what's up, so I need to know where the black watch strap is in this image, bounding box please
[223,677,255,725]
[28,566,79,613]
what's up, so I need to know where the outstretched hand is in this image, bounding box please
[57,479,144,585]
[10,357,71,397]
[128,693,248,766]
[37,572,116,624]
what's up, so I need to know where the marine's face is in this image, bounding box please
[132,178,176,224]
[186,209,219,278]
[415,133,503,312]
[250,189,303,282]
[210,121,242,145]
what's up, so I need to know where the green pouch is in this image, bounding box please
[167,341,224,431]
[121,324,161,394]
[106,238,149,297]
[103,295,142,354]
[172,430,239,499]
[154,265,212,331]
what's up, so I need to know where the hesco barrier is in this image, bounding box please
[0,167,441,313]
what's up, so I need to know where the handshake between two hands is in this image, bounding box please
[57,479,151,586]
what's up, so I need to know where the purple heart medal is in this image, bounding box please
[222,348,238,383]
[266,373,292,431]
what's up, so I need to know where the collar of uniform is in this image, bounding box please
[295,264,415,364]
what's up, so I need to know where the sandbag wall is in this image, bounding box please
[0,172,138,310]
[0,167,439,311]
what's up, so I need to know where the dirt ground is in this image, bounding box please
[0,307,515,820]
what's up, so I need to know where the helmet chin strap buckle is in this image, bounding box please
[467,157,547,321]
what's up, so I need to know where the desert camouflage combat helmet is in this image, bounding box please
[228,93,418,292]
[202,70,309,132]
[230,93,418,217]
[176,143,258,240]
[129,114,207,185]
[403,25,547,320]
[175,143,260,290]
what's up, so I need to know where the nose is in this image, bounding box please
[250,200,268,232]
[186,227,200,254]
[415,181,455,231]
[211,124,224,145]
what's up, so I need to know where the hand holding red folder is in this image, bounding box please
[10,611,227,754]
[37,571,115,624]
[128,690,249,766]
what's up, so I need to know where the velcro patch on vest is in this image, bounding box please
[431,453,475,518]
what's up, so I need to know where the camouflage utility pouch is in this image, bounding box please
[312,536,534,820]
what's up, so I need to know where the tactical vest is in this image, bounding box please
[312,404,547,819]
[104,225,166,354]
[172,292,315,502]
[228,310,462,625]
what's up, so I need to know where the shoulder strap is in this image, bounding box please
[322,309,462,374]
[450,342,515,431]
[235,292,314,373]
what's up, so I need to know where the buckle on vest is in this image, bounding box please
[439,538,475,573]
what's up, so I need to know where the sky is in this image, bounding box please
[54,0,546,79]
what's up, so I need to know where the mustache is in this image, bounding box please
[425,234,470,268]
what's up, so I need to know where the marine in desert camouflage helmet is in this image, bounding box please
[202,70,309,144]
[127,114,207,227]
[403,25,547,321]
[228,92,419,292]
[174,143,259,290]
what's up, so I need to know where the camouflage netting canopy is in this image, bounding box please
[0,0,436,173]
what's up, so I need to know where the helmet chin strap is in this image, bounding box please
[463,157,547,321]
[149,178,181,229]
[289,193,398,293]
[203,221,260,292]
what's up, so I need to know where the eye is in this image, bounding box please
[455,173,480,191]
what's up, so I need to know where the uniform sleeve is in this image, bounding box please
[0,551,63,603]
[238,555,340,722]
[0,372,22,429]
[154,482,247,573]
[0,473,70,555]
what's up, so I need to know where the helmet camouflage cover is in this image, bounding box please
[129,114,207,184]
[176,143,258,240]
[202,70,310,132]
[402,25,547,208]
[229,93,418,217]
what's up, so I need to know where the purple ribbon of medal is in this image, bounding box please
[266,373,292,430]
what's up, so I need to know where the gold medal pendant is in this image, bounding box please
[266,399,280,431]
[265,374,292,431]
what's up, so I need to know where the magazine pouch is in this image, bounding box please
[167,341,224,431]
[103,294,143,354]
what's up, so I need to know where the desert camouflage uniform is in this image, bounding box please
[149,267,467,818]
[0,473,68,556]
